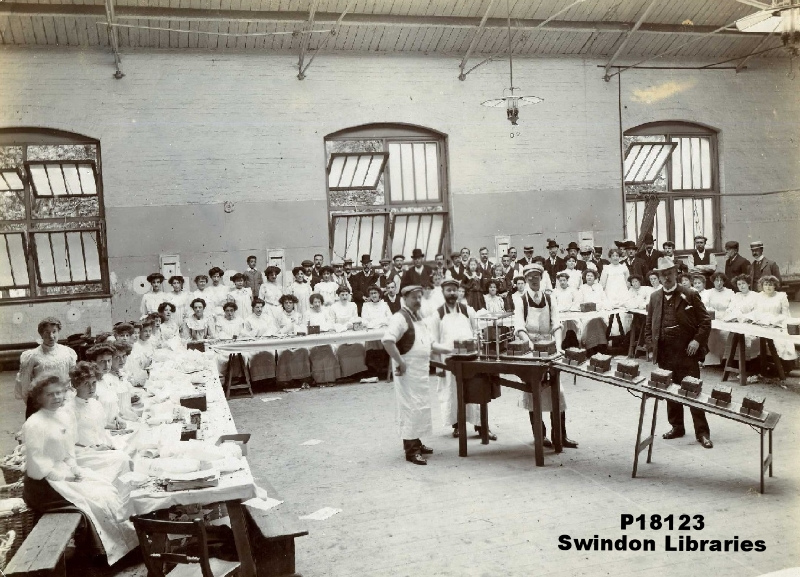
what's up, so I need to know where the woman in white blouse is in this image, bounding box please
[751,275,797,363]
[22,375,138,564]
[258,266,284,315]
[305,293,333,331]
[702,272,735,365]
[243,298,278,337]
[330,285,360,329]
[139,272,167,317]
[275,294,303,335]
[722,274,761,363]
[361,285,393,327]
[166,275,192,321]
[181,298,215,342]
[577,265,608,310]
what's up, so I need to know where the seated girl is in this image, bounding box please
[215,301,244,339]
[482,279,507,313]
[157,302,181,345]
[128,319,156,374]
[751,275,797,366]
[625,274,650,310]
[275,294,303,334]
[86,344,128,429]
[182,298,215,343]
[361,285,392,328]
[330,286,360,330]
[647,270,662,292]
[66,362,132,479]
[22,374,138,564]
[551,272,578,312]
[305,293,334,331]
[691,274,711,301]
[678,272,693,289]
[486,264,509,299]
[577,265,609,310]
[243,298,279,337]
[563,256,583,291]
[722,274,761,365]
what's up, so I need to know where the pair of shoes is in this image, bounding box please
[662,427,685,440]
[698,436,714,449]
[406,454,427,465]
[562,437,579,449]
[452,427,459,438]
[419,445,434,455]
[542,437,553,448]
[486,430,498,441]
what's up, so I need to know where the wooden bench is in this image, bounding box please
[243,504,308,577]
[5,512,82,577]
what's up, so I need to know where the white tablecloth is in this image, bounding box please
[207,328,385,354]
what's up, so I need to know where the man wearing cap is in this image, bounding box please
[645,257,713,449]
[331,262,351,293]
[433,279,498,442]
[382,285,451,465]
[661,241,688,276]
[243,255,264,299]
[577,244,600,276]
[376,258,394,290]
[350,255,379,315]
[517,245,536,270]
[301,259,318,288]
[513,263,578,449]
[723,241,750,291]
[141,272,167,316]
[401,248,433,290]
[543,240,565,288]
[447,252,466,282]
[689,235,715,288]
[749,241,781,291]
[636,233,663,273]
[433,253,447,280]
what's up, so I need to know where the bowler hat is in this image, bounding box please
[361,254,372,265]
[642,232,654,244]
[546,239,559,249]
[566,242,580,251]
[411,248,425,259]
[653,257,677,273]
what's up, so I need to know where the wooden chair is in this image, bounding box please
[131,515,240,577]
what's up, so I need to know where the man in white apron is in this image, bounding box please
[382,285,451,465]
[513,263,579,449]
[433,279,498,441]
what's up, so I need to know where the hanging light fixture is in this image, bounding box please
[481,0,543,125]
[735,0,800,56]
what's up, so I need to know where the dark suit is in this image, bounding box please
[724,254,751,290]
[243,269,263,299]
[750,258,781,291]
[624,257,649,281]
[645,285,711,438]
[636,248,663,274]
[477,260,494,278]
[309,268,322,288]
[542,256,565,288]
[447,264,466,282]
[350,269,379,313]
[383,294,401,314]
[400,265,434,290]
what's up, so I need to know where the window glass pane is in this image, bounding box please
[0,169,24,191]
[402,214,419,255]
[66,232,87,282]
[413,144,427,201]
[426,214,444,257]
[35,233,56,284]
[328,156,346,188]
[62,165,85,195]
[27,144,97,163]
[351,156,371,188]
[0,233,29,288]
[690,138,702,189]
[700,138,711,189]
[29,165,52,196]
[425,143,439,201]
[370,216,386,263]
[702,198,713,249]
[339,157,358,191]
[78,165,98,195]
[670,137,682,190]
[400,144,415,202]
[680,138,692,190]
[416,214,432,254]
[32,197,100,219]
[391,215,408,257]
[625,200,666,246]
[49,232,71,282]
[82,231,102,281]
[332,217,349,259]
[0,190,26,220]
[331,214,387,264]
[47,165,68,196]
[388,143,403,202]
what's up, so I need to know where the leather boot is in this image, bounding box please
[561,412,578,448]
[529,411,553,448]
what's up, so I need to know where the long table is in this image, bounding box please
[554,356,782,493]
[128,358,258,577]
[208,328,385,354]
[716,320,800,384]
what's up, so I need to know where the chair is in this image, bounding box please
[131,515,240,577]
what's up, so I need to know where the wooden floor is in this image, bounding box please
[2,360,799,576]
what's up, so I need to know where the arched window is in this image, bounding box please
[623,121,719,252]
[324,123,449,262]
[0,128,109,303]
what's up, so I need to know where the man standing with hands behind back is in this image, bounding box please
[645,257,713,449]
[382,285,451,465]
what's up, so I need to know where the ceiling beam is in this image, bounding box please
[297,0,355,79]
[458,0,499,80]
[103,0,124,78]
[0,4,770,37]
[296,0,320,80]
[603,0,659,81]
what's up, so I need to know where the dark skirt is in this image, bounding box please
[22,474,74,513]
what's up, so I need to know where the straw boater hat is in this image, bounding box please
[522,263,545,277]
[654,257,677,273]
[750,241,764,250]
[579,243,593,254]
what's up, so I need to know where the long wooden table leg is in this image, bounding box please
[646,398,658,464]
[480,402,489,445]
[456,365,467,458]
[760,429,765,495]
[224,354,235,399]
[628,316,638,357]
[759,338,767,377]
[226,500,256,577]
[738,334,747,386]
[767,339,785,380]
[550,368,562,454]
[769,430,773,477]
[632,394,658,478]
[530,371,544,467]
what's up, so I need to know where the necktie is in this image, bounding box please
[533,292,541,305]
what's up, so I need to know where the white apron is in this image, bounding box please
[516,296,567,412]
[436,310,482,427]
[394,317,434,439]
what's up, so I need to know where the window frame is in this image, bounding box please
[324,124,451,262]
[0,128,110,305]
[623,122,720,254]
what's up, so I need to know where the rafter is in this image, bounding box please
[603,0,659,81]
[458,0,499,81]
[298,0,355,80]
[103,0,123,78]
[296,0,321,80]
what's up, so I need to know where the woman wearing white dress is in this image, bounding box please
[750,275,797,363]
[205,267,229,318]
[330,286,360,329]
[139,272,168,317]
[313,266,339,307]
[600,248,630,308]
[181,298,215,342]
[576,265,611,347]
[227,273,253,316]
[563,256,583,292]
[722,274,761,362]
[551,272,579,312]
[243,299,278,337]
[212,301,245,376]
[305,294,334,331]
[166,276,192,321]
[258,266,284,316]
[275,294,303,334]
[157,302,181,348]
[625,274,651,310]
[361,285,393,328]
[22,375,138,564]
[66,362,131,480]
[577,266,609,310]
[288,267,313,319]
